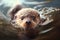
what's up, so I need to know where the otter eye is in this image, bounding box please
[21,17,24,20]
[14,16,17,19]
[38,14,40,17]
[31,16,36,20]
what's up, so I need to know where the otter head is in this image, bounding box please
[8,5,41,38]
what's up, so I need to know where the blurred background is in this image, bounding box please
[0,0,60,15]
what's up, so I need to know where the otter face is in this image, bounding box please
[8,5,41,39]
[14,8,40,30]
[8,5,41,31]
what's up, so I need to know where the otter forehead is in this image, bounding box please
[15,8,39,17]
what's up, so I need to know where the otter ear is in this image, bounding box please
[8,5,23,20]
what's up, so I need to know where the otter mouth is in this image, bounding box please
[23,26,39,39]
[24,25,33,32]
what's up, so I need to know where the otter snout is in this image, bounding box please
[26,20,31,24]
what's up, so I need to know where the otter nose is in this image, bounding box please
[26,21,31,24]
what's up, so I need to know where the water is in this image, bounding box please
[22,0,60,8]
[0,0,60,15]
